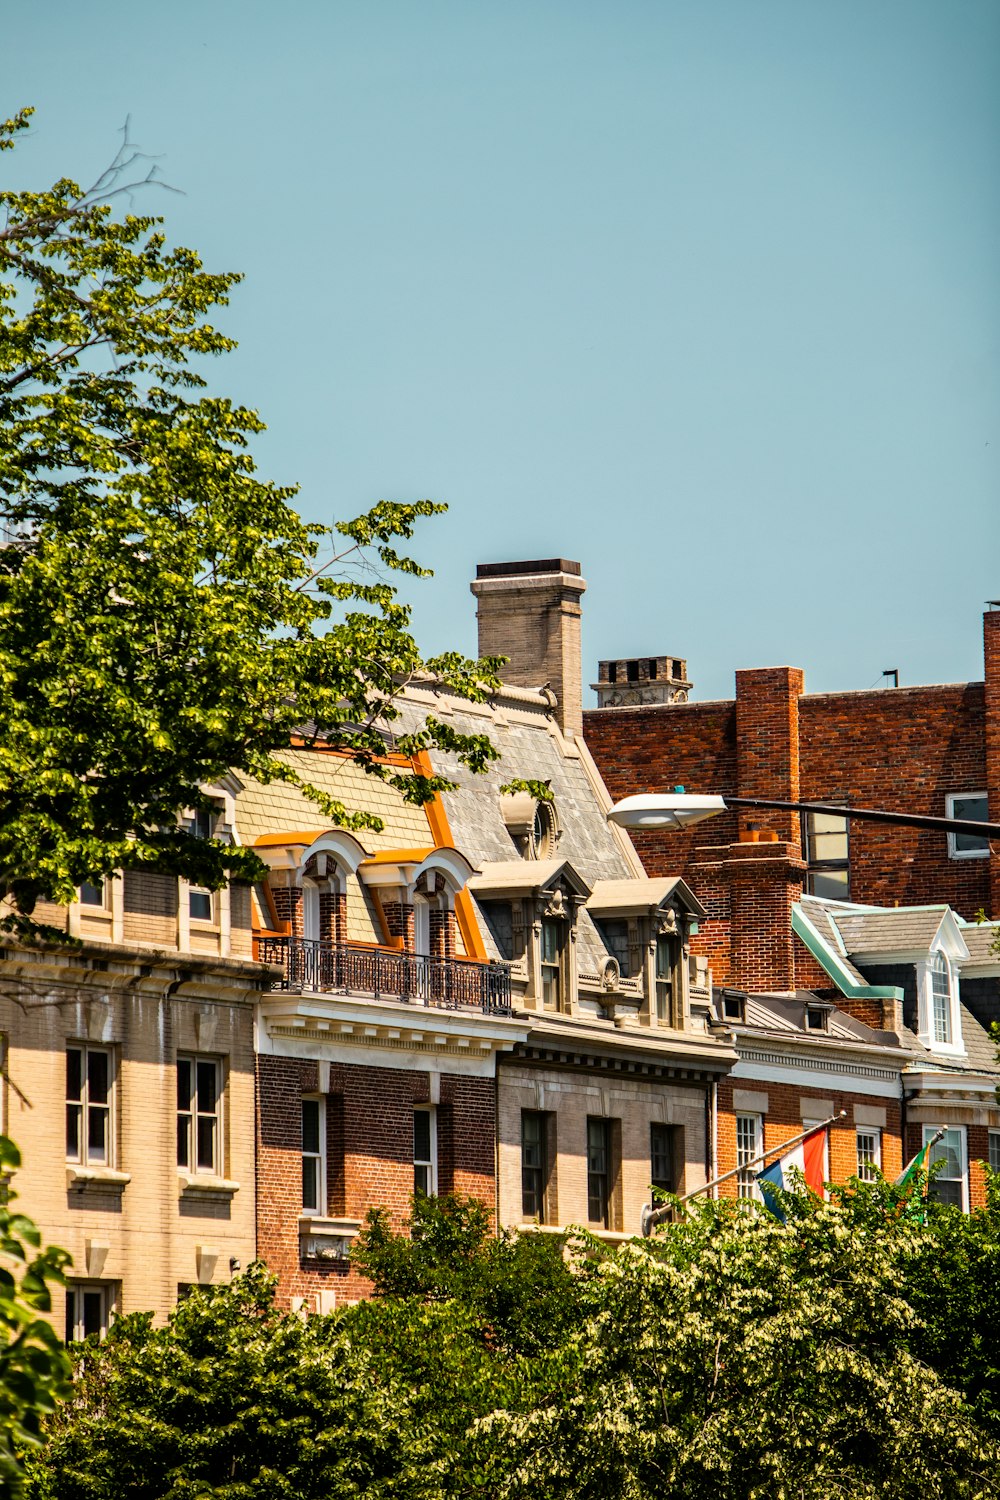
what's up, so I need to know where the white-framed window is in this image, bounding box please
[856,1129,881,1182]
[177,1055,223,1175]
[66,1045,112,1166]
[945,792,990,860]
[988,1130,1000,1175]
[65,1282,115,1343]
[413,1107,437,1197]
[189,887,215,923]
[301,1096,326,1216]
[924,1125,967,1211]
[930,954,952,1045]
[736,1113,762,1200]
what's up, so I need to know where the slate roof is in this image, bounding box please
[234,748,432,852]
[959,922,1000,966]
[795,898,869,986]
[833,907,950,955]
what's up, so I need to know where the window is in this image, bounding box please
[989,1131,1000,1175]
[586,1117,612,1227]
[856,1129,881,1182]
[532,801,557,858]
[946,792,990,859]
[79,879,106,908]
[65,1283,113,1343]
[189,887,214,922]
[930,954,952,1045]
[736,1113,762,1199]
[803,811,849,900]
[720,990,745,1023]
[66,1046,112,1165]
[540,919,562,1010]
[413,1107,436,1197]
[177,1056,222,1175]
[302,1097,325,1216]
[596,918,630,977]
[924,1125,966,1210]
[188,806,216,841]
[479,901,515,960]
[805,1006,828,1032]
[521,1111,548,1220]
[651,1123,681,1195]
[655,934,676,1022]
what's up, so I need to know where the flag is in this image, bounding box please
[756,1126,827,1221]
[894,1129,945,1190]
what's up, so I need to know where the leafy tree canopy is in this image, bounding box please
[0,108,506,920]
[0,1137,71,1497]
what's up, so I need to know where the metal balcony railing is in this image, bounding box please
[257,936,512,1017]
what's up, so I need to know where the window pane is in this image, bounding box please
[541,920,561,965]
[87,1050,109,1105]
[949,794,989,855]
[302,1156,319,1213]
[87,1107,108,1163]
[302,1099,320,1155]
[80,880,105,907]
[196,1116,216,1172]
[177,1060,192,1112]
[196,1062,217,1115]
[81,1290,104,1340]
[587,1117,610,1226]
[414,1163,431,1196]
[177,1114,190,1169]
[190,889,213,922]
[655,935,675,980]
[67,1049,82,1103]
[651,1123,676,1192]
[413,1110,431,1163]
[990,1132,1000,1174]
[67,1104,82,1161]
[809,868,850,900]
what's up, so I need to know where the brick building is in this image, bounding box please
[585,602,1000,1207]
[3,777,266,1338]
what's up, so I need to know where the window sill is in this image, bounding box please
[178,1172,240,1199]
[66,1165,131,1191]
[299,1216,362,1263]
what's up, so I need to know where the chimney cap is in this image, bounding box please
[476,558,581,580]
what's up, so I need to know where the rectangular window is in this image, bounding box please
[856,1129,881,1182]
[989,1131,1000,1175]
[596,918,630,977]
[924,1125,967,1210]
[189,887,214,923]
[650,1122,681,1194]
[803,811,850,900]
[413,1107,436,1197]
[188,806,216,841]
[540,919,562,1011]
[655,935,676,1022]
[521,1110,548,1221]
[736,1113,762,1199]
[586,1116,612,1227]
[945,792,990,860]
[65,1283,113,1343]
[79,880,106,908]
[301,1096,325,1216]
[66,1046,112,1165]
[177,1056,222,1175]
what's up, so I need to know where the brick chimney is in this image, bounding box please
[471,559,586,739]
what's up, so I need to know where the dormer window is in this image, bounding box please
[532,800,557,859]
[540,918,563,1010]
[720,990,745,1024]
[806,1006,828,1032]
[930,953,952,1045]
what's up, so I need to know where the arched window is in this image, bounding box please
[930,953,952,1045]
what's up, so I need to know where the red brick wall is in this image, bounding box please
[256,1055,496,1306]
[717,1077,903,1198]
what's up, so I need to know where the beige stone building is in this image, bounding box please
[3,777,266,1337]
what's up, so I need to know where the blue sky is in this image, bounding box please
[5,1,998,701]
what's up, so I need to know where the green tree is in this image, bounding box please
[0,108,504,923]
[0,1137,71,1498]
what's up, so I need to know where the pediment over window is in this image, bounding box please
[467,858,591,903]
[586,877,706,922]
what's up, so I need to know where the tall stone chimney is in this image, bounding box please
[471,559,586,739]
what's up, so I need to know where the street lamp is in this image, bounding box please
[608,792,1000,841]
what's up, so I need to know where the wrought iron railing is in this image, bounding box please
[257,937,512,1016]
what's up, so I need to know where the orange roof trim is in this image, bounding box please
[253,830,328,849]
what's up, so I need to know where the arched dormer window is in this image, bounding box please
[930,952,952,1046]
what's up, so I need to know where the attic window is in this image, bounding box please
[806,1006,828,1032]
[533,801,557,858]
[720,991,745,1023]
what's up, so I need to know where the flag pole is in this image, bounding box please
[639,1110,847,1237]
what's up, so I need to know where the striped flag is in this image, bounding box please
[756,1125,827,1221]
